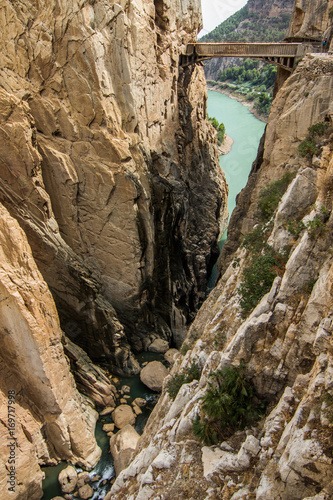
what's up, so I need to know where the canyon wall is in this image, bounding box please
[0,0,227,363]
[0,204,100,499]
[0,0,227,498]
[108,3,333,499]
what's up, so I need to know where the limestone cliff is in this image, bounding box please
[0,0,227,364]
[0,203,100,499]
[108,9,333,500]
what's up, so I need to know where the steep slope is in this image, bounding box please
[108,2,333,499]
[0,0,227,364]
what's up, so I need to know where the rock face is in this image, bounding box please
[287,0,333,42]
[0,205,100,499]
[0,1,226,498]
[0,0,227,363]
[108,17,333,500]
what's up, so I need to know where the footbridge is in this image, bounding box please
[181,42,320,71]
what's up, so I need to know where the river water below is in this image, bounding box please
[207,89,266,288]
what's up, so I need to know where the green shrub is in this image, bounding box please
[298,122,329,158]
[287,219,306,236]
[239,252,278,316]
[208,115,225,145]
[298,137,319,158]
[193,365,265,444]
[166,361,200,400]
[306,215,327,239]
[239,223,288,317]
[258,172,296,221]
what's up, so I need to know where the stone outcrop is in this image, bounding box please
[0,204,100,499]
[64,338,116,408]
[0,1,226,497]
[287,0,333,42]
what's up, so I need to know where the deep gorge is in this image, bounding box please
[1,0,333,499]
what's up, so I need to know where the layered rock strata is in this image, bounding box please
[108,53,333,500]
[0,1,226,498]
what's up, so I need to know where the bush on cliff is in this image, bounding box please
[193,365,265,445]
[166,361,201,400]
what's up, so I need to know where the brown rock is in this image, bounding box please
[164,348,180,364]
[77,472,90,488]
[140,361,169,392]
[59,466,77,494]
[103,423,115,433]
[148,338,170,353]
[112,405,136,429]
[132,398,147,407]
[78,484,94,499]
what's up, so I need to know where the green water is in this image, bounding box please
[42,352,164,500]
[207,89,266,288]
[207,89,266,220]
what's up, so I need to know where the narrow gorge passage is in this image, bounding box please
[206,89,266,289]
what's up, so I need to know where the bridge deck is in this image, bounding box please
[185,42,306,58]
[181,42,318,71]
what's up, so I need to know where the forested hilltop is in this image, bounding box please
[204,0,294,117]
[201,0,292,43]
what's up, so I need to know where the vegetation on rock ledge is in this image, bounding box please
[193,364,266,445]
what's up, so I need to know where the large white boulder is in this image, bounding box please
[110,424,140,476]
[140,361,168,391]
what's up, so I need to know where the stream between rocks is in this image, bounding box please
[42,352,165,500]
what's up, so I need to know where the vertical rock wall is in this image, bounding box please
[0,204,100,499]
[0,1,227,498]
[0,0,227,358]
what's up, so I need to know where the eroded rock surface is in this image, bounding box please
[0,0,226,361]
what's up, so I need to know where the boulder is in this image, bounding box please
[77,471,90,488]
[103,423,115,433]
[148,338,169,353]
[132,397,146,407]
[78,484,94,499]
[164,348,179,364]
[110,424,140,476]
[51,497,66,500]
[58,465,77,494]
[140,361,168,392]
[112,405,136,429]
[100,407,114,416]
[132,404,142,416]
